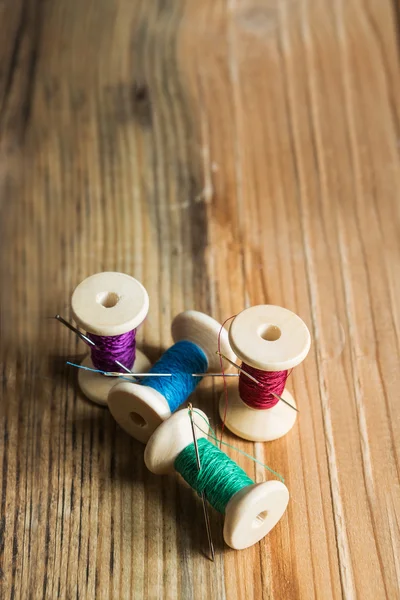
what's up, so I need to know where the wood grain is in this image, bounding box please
[1,0,400,598]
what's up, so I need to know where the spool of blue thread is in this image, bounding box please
[140,340,208,411]
[108,310,236,443]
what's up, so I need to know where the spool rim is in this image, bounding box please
[219,387,298,442]
[71,272,149,336]
[108,381,170,444]
[171,310,236,373]
[77,354,118,407]
[223,481,289,550]
[144,408,209,474]
[229,305,311,371]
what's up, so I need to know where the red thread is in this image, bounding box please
[239,364,289,409]
[218,315,237,447]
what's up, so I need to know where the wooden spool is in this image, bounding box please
[71,272,150,406]
[144,409,289,550]
[219,305,311,441]
[108,310,236,443]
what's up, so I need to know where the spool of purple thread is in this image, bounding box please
[88,330,137,373]
[71,272,150,406]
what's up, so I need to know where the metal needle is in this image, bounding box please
[104,371,171,377]
[55,314,96,346]
[114,360,134,374]
[272,392,299,412]
[215,351,260,384]
[192,373,239,377]
[83,371,237,378]
[188,403,215,562]
[55,316,239,383]
[55,315,133,373]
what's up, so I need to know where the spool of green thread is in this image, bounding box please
[174,437,254,514]
[144,408,290,550]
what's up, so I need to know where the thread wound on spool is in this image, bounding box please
[174,437,253,514]
[140,340,208,412]
[239,364,289,410]
[88,329,137,372]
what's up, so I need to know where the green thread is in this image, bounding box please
[174,437,254,514]
[192,409,285,484]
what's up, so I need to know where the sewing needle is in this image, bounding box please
[215,351,260,384]
[55,317,239,382]
[114,360,135,374]
[188,403,215,562]
[55,314,96,346]
[55,315,133,373]
[272,392,299,412]
[192,373,239,377]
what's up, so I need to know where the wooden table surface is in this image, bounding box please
[1,1,400,598]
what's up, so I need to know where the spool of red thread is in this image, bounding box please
[239,365,290,410]
[219,305,311,442]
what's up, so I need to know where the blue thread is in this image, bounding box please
[141,340,208,412]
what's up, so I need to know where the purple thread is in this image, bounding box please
[88,329,137,372]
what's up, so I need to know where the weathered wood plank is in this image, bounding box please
[0,0,399,598]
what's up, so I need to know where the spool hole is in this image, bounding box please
[258,324,281,342]
[129,412,147,428]
[96,291,120,308]
[253,510,268,528]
